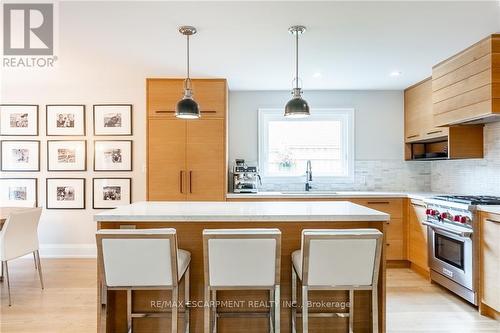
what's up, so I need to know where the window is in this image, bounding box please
[258,108,354,181]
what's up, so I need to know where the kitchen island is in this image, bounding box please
[94,201,390,332]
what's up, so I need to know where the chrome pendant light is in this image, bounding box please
[285,25,310,118]
[176,26,200,119]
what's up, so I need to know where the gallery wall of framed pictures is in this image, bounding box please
[0,103,134,210]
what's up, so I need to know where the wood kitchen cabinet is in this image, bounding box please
[350,198,405,260]
[407,199,429,276]
[432,34,500,126]
[147,78,227,119]
[404,77,484,161]
[479,211,500,319]
[405,78,448,143]
[147,78,227,201]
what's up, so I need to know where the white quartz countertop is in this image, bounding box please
[94,201,390,222]
[478,206,500,215]
[226,191,439,200]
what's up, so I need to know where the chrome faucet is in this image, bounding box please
[305,160,313,191]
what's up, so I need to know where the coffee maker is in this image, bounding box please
[232,159,261,193]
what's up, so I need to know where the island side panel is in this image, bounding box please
[97,220,386,333]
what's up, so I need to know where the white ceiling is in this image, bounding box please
[57,1,500,90]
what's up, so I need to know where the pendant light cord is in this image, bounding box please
[295,31,299,89]
[187,34,190,80]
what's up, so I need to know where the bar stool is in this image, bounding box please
[291,229,383,333]
[96,228,191,333]
[203,228,281,333]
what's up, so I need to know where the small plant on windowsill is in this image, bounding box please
[278,151,295,172]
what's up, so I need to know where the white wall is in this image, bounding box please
[229,90,405,162]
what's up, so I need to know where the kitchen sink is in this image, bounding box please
[279,191,341,195]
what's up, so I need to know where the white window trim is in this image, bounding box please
[258,108,355,184]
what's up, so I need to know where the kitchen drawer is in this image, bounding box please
[386,239,404,260]
[351,198,403,219]
[385,218,403,241]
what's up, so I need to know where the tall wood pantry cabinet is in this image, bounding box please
[146,78,227,201]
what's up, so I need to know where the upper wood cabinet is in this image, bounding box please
[405,78,449,143]
[147,78,227,201]
[404,77,484,160]
[432,34,500,126]
[147,78,227,119]
[479,211,500,317]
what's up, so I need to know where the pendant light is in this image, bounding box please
[285,25,310,118]
[176,26,200,119]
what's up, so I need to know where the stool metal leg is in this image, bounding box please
[33,251,37,270]
[172,286,179,333]
[291,267,297,333]
[126,290,132,333]
[4,261,11,306]
[372,286,379,333]
[35,250,44,289]
[204,286,210,333]
[100,283,107,333]
[184,267,190,333]
[301,286,308,333]
[269,288,274,333]
[349,290,354,333]
[274,285,280,333]
[211,290,217,333]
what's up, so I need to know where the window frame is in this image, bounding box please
[257,108,355,183]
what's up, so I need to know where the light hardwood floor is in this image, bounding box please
[1,259,498,332]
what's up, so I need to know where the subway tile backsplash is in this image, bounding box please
[260,160,431,192]
[430,122,500,196]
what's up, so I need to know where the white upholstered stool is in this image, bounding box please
[96,228,191,333]
[291,229,383,333]
[203,228,281,333]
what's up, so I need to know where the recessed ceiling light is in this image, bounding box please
[390,71,402,77]
[313,72,322,78]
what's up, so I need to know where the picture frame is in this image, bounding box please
[0,178,38,207]
[93,104,132,136]
[0,104,39,136]
[46,104,86,136]
[94,140,132,171]
[93,178,131,209]
[1,140,40,171]
[47,140,87,171]
[46,178,86,210]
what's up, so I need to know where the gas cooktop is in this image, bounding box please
[432,195,500,206]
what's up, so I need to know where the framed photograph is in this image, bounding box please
[0,104,39,136]
[1,140,40,171]
[46,105,86,136]
[94,140,132,171]
[93,178,131,209]
[47,140,87,171]
[93,104,132,136]
[0,178,38,207]
[46,178,85,209]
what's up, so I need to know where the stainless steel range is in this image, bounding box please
[423,195,500,305]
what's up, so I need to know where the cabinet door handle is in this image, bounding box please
[426,130,443,135]
[189,171,193,194]
[486,218,500,224]
[406,134,419,139]
[180,171,184,194]
[367,201,390,205]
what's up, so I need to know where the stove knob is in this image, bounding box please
[440,212,448,219]
[426,209,432,215]
[460,216,469,224]
[454,215,461,222]
[433,210,440,216]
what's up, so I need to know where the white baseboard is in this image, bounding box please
[38,243,97,258]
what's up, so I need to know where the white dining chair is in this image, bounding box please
[203,228,281,333]
[0,207,43,306]
[96,228,191,333]
[291,229,383,333]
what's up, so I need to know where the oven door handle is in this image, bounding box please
[422,221,473,238]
